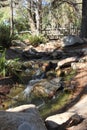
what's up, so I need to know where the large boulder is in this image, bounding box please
[0,104,47,130]
[62,35,84,47]
[45,112,84,130]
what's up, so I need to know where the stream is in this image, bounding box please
[1,59,74,117]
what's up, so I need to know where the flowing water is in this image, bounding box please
[1,60,75,117]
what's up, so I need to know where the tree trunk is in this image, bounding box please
[35,0,42,35]
[80,0,87,38]
[10,0,14,36]
[28,11,37,34]
[27,1,37,35]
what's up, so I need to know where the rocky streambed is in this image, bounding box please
[0,35,87,130]
[0,58,75,118]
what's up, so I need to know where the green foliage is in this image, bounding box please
[0,23,19,48]
[18,34,30,41]
[0,49,6,77]
[14,18,30,32]
[28,35,46,47]
[0,7,10,24]
[0,49,22,81]
[5,58,21,76]
[5,58,24,82]
[64,69,77,81]
[0,23,11,47]
[39,92,71,118]
[19,34,46,46]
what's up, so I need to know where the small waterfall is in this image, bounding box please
[23,67,46,98]
[23,79,41,98]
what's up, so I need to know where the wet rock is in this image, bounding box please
[0,104,47,130]
[32,69,44,79]
[21,77,63,104]
[62,35,84,47]
[56,69,65,77]
[44,61,57,72]
[46,70,56,79]
[32,77,63,99]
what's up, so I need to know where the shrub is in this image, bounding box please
[18,34,47,47]
[18,34,30,41]
[0,49,22,80]
[5,58,21,76]
[0,23,11,48]
[28,35,46,47]
[0,49,6,77]
[15,18,30,32]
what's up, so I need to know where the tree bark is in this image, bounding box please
[80,0,87,38]
[27,1,37,35]
[27,0,42,35]
[35,0,42,35]
[10,0,14,36]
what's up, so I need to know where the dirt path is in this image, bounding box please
[68,68,87,116]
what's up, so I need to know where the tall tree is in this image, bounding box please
[10,0,14,36]
[80,0,87,38]
[35,0,42,35]
[21,0,42,35]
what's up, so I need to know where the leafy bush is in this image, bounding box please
[0,49,22,80]
[15,18,30,32]
[18,34,46,46]
[18,34,30,41]
[28,35,46,47]
[0,49,6,77]
[0,23,11,48]
[5,58,21,77]
[6,58,23,82]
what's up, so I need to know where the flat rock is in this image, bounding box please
[56,57,77,69]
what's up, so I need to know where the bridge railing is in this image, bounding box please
[42,26,80,39]
[16,26,80,40]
